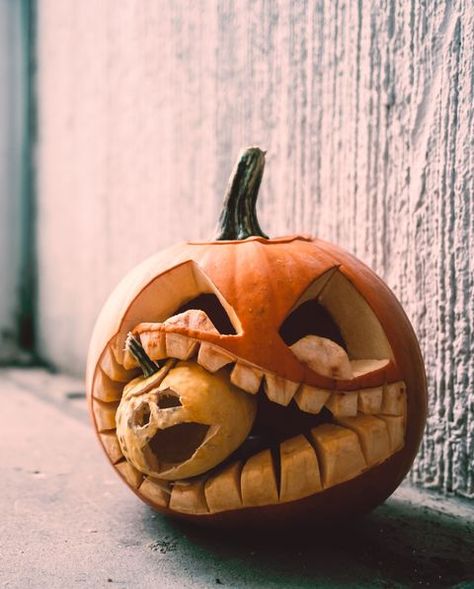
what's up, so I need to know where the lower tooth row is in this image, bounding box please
[92,358,406,516]
[128,412,405,515]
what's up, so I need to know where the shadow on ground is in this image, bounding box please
[140,496,474,588]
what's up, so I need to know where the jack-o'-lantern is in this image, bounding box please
[86,147,427,528]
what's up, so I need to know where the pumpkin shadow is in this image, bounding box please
[141,495,474,588]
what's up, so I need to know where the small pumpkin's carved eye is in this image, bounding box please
[156,389,182,409]
[175,293,237,335]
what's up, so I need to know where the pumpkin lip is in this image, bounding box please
[187,234,313,246]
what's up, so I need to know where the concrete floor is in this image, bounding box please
[1,368,473,589]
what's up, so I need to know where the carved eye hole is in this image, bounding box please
[175,293,237,335]
[279,298,346,349]
[280,268,394,379]
[279,295,352,379]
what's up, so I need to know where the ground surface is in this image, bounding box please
[1,368,473,589]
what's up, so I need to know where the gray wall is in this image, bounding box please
[36,1,473,498]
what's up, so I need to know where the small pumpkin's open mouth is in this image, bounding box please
[104,323,407,517]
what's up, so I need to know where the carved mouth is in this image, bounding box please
[91,326,407,517]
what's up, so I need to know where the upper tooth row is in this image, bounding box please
[114,331,406,418]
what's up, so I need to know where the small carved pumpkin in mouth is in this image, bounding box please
[87,147,427,528]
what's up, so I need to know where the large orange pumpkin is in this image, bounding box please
[86,147,427,528]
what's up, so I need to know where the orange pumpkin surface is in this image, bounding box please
[86,147,427,528]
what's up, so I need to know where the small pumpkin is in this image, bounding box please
[86,147,427,528]
[116,358,256,480]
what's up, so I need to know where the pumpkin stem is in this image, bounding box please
[125,332,160,377]
[216,146,269,240]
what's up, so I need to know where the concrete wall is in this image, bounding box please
[36,1,473,497]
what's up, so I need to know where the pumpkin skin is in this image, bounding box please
[86,148,427,529]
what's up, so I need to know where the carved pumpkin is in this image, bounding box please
[86,147,427,528]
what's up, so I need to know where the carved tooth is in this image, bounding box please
[310,424,367,488]
[132,310,219,365]
[336,415,391,466]
[379,415,405,452]
[122,351,138,370]
[241,449,279,507]
[325,391,359,417]
[110,337,126,366]
[290,335,353,380]
[230,363,263,394]
[204,462,243,513]
[100,346,133,382]
[279,435,322,503]
[164,309,219,333]
[358,386,383,415]
[264,374,299,406]
[139,477,170,508]
[197,343,235,373]
[138,330,167,361]
[294,385,331,414]
[92,368,124,402]
[382,381,407,416]
[350,359,389,378]
[92,399,119,432]
[165,333,198,360]
[115,461,144,488]
[169,480,209,514]
[99,432,123,464]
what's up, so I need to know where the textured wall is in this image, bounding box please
[36,1,473,497]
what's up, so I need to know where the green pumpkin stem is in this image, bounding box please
[125,332,160,377]
[216,146,269,240]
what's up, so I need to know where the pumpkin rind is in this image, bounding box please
[87,236,426,528]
